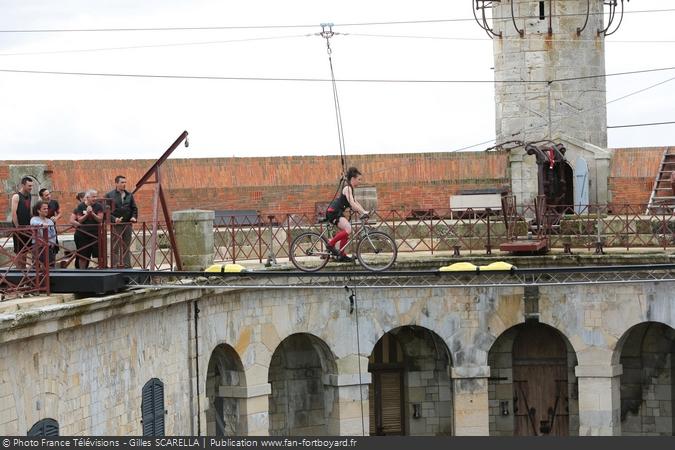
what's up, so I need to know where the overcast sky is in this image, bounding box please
[1,0,673,161]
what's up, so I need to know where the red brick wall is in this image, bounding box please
[1,152,509,221]
[608,147,667,206]
[2,147,669,221]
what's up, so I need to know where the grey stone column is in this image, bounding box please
[575,364,622,436]
[451,366,490,436]
[172,210,215,271]
[229,383,272,436]
[324,359,372,436]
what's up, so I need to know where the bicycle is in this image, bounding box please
[289,212,397,272]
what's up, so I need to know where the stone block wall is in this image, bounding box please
[1,277,675,436]
[0,290,198,436]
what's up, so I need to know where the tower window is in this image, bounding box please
[539,1,546,20]
[141,378,165,436]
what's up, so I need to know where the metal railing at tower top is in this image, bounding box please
[1,220,176,299]
[212,202,675,264]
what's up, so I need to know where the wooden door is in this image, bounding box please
[574,157,589,213]
[369,370,404,435]
[513,325,569,436]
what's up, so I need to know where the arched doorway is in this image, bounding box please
[268,333,337,436]
[542,161,574,212]
[488,322,579,436]
[368,326,453,436]
[206,344,246,436]
[617,322,675,436]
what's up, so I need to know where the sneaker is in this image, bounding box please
[327,245,341,257]
[335,254,354,263]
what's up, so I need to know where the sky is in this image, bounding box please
[0,0,674,161]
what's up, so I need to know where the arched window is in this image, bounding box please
[141,378,165,436]
[27,418,59,436]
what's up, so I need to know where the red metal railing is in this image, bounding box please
[5,201,675,298]
[212,203,675,263]
[0,226,51,298]
[1,220,176,299]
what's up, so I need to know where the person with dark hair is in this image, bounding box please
[105,175,138,268]
[38,188,61,222]
[65,191,87,269]
[10,176,34,269]
[74,190,104,269]
[325,167,369,262]
[30,201,58,268]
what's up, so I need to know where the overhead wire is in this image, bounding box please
[456,74,675,152]
[607,121,675,129]
[2,31,673,59]
[0,33,313,57]
[2,66,674,84]
[0,8,673,33]
[2,11,673,156]
[343,32,675,45]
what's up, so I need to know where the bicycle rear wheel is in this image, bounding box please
[356,231,397,271]
[290,232,330,272]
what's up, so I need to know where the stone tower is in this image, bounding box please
[474,0,628,206]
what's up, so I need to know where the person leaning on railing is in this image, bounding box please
[10,176,33,270]
[30,201,58,268]
[65,192,86,269]
[39,188,62,223]
[73,190,104,270]
[104,175,138,269]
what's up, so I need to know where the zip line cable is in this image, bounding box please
[344,32,675,45]
[1,8,673,33]
[457,75,675,152]
[608,121,675,129]
[2,65,674,84]
[2,32,673,59]
[0,33,313,57]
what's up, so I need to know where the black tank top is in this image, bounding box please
[16,191,32,226]
[329,188,351,214]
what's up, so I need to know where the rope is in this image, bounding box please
[320,23,348,199]
[347,286,367,436]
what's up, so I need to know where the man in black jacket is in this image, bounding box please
[105,175,138,268]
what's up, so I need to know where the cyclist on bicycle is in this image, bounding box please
[325,166,369,262]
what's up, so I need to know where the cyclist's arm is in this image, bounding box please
[344,186,367,215]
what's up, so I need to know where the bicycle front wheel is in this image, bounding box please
[356,231,397,272]
[290,232,330,272]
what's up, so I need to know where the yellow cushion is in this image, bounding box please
[480,261,515,271]
[438,262,479,272]
[204,264,246,273]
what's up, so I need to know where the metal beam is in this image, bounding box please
[118,263,675,290]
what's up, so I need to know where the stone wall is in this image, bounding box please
[1,279,675,436]
[0,289,199,435]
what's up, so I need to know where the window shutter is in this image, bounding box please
[153,380,165,436]
[28,418,59,436]
[142,378,165,436]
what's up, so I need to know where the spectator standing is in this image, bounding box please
[67,192,87,269]
[30,201,58,268]
[10,177,34,269]
[105,175,138,268]
[74,190,104,269]
[39,188,61,222]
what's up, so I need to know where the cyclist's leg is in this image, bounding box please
[331,217,351,256]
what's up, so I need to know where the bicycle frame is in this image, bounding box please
[317,218,375,256]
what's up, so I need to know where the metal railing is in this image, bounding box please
[213,202,675,263]
[1,221,175,299]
